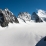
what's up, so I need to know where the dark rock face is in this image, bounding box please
[0,9,19,27]
[31,12,43,22]
[14,16,19,23]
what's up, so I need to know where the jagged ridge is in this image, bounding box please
[18,12,31,22]
[0,9,46,27]
[0,8,19,27]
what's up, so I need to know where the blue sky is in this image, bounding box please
[0,0,46,16]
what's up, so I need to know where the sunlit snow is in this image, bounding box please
[0,9,46,46]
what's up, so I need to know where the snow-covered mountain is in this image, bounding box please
[4,8,19,23]
[18,11,46,23]
[0,8,46,27]
[18,12,31,22]
[0,8,19,27]
[31,12,43,22]
[37,9,46,22]
[0,9,46,46]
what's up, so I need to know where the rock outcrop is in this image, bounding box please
[31,12,43,22]
[0,8,19,27]
[18,12,31,22]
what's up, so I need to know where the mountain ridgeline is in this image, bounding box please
[0,8,19,27]
[0,8,45,27]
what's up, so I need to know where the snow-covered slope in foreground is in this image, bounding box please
[0,20,46,46]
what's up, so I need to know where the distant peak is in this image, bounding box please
[18,12,31,22]
[0,8,19,27]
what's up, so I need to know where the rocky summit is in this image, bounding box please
[31,12,43,22]
[0,8,19,27]
[0,9,45,27]
[18,12,31,22]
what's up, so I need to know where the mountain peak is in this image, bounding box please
[31,12,43,22]
[18,12,31,22]
[0,8,19,27]
[37,9,46,22]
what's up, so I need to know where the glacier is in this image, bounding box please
[0,20,46,46]
[0,9,46,46]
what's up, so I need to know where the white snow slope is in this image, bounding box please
[0,9,46,46]
[0,19,46,46]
